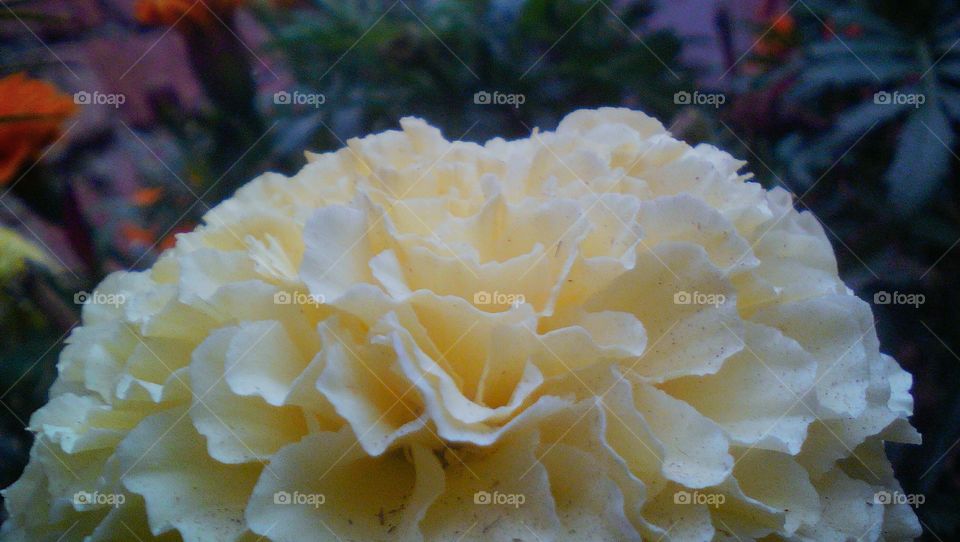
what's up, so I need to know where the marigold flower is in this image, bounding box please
[0,73,76,186]
[1,109,920,541]
[751,10,797,60]
[120,223,157,248]
[131,187,164,207]
[134,0,242,27]
[772,13,796,35]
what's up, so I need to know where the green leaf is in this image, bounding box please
[777,132,853,189]
[808,39,912,62]
[777,134,819,187]
[0,9,68,21]
[779,87,920,191]
[885,100,957,214]
[822,90,914,147]
[799,0,902,36]
[0,113,71,123]
[272,113,324,158]
[788,57,915,102]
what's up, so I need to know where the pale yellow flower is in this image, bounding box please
[2,109,920,541]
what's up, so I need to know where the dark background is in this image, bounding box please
[1,1,958,539]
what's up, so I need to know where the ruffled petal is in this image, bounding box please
[247,428,444,542]
[117,409,262,541]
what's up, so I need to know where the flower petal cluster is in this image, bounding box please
[2,108,920,541]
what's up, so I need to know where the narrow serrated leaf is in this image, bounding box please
[789,58,915,102]
[808,39,912,61]
[823,93,913,147]
[885,100,957,214]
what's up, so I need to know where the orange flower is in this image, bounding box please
[749,8,798,63]
[131,186,164,206]
[844,23,864,38]
[120,223,157,247]
[772,13,796,35]
[0,73,77,186]
[134,0,242,27]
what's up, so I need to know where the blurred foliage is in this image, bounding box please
[0,0,67,23]
[753,0,960,215]
[254,0,688,148]
[712,0,960,296]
